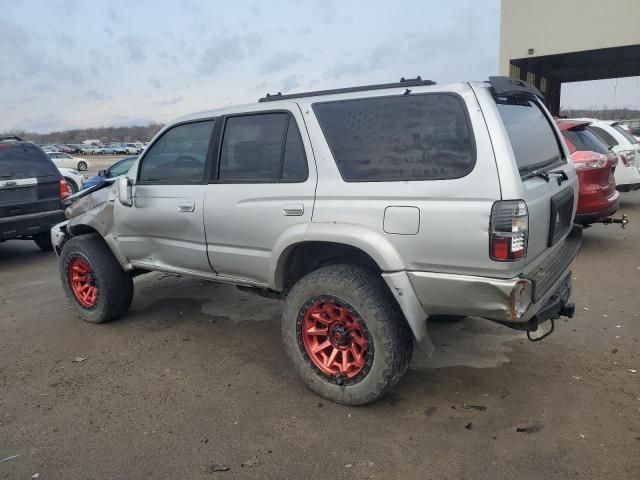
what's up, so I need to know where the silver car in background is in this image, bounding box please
[51,76,581,405]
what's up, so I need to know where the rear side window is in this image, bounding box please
[562,128,609,155]
[611,125,638,144]
[313,94,475,182]
[218,113,308,183]
[0,145,58,179]
[496,97,562,171]
[139,120,214,183]
[587,126,618,147]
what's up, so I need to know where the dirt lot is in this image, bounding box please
[1,196,639,480]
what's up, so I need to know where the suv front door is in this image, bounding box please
[114,120,216,274]
[204,107,316,285]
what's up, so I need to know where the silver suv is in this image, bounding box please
[52,77,581,405]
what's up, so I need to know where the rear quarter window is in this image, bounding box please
[0,145,58,179]
[312,93,476,182]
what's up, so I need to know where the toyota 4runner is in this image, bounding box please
[52,77,582,405]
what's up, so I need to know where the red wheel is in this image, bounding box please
[300,297,372,382]
[68,256,99,308]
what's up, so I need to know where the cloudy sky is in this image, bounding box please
[1,0,639,133]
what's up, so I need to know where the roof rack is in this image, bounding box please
[258,76,436,103]
[0,135,23,142]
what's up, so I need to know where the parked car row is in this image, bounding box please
[43,142,148,155]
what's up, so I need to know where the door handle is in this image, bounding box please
[282,204,304,216]
[178,201,195,212]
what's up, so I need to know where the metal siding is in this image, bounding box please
[500,0,640,74]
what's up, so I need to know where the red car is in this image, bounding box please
[557,120,619,226]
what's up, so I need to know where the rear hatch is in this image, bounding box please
[494,96,578,277]
[0,143,62,220]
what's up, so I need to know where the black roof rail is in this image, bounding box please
[0,135,23,142]
[489,76,544,100]
[258,76,436,103]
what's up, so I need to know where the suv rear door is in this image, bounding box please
[491,95,578,273]
[0,143,62,235]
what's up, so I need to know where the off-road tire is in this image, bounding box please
[60,233,133,323]
[33,232,53,251]
[282,264,413,405]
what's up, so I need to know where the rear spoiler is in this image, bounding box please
[489,76,544,100]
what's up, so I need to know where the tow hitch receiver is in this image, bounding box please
[602,214,629,228]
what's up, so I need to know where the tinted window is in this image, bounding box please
[562,128,609,155]
[313,94,474,182]
[219,113,307,183]
[611,125,638,144]
[281,120,308,182]
[0,145,58,179]
[587,126,618,147]
[139,121,214,183]
[496,97,562,171]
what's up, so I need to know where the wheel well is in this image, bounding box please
[68,224,100,237]
[279,242,382,291]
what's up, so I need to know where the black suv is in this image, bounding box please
[0,136,69,251]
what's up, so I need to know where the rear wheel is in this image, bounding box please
[60,234,133,323]
[282,264,412,405]
[64,177,78,194]
[33,232,53,251]
[77,161,87,171]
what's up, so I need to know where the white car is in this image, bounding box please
[57,167,84,194]
[123,143,139,155]
[573,119,640,192]
[47,152,91,172]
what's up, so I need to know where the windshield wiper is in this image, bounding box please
[521,167,568,185]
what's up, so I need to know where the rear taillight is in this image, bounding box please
[490,200,528,262]
[618,150,634,167]
[571,151,606,170]
[60,179,71,200]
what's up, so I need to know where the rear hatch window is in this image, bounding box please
[0,144,58,179]
[496,97,564,173]
[562,127,609,154]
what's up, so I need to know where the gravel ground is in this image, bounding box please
[1,194,639,479]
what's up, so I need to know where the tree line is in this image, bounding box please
[559,108,640,121]
[0,124,164,145]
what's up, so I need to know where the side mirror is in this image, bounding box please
[117,176,133,207]
[98,169,107,177]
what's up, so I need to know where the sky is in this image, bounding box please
[0,0,638,133]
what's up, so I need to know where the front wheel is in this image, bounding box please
[60,234,133,323]
[281,264,412,405]
[77,161,88,171]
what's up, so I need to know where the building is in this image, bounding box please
[500,0,640,115]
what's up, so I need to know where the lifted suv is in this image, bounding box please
[1,136,70,251]
[52,77,581,405]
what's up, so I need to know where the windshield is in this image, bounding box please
[496,97,563,172]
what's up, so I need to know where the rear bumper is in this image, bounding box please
[575,204,619,225]
[389,226,582,329]
[0,209,66,241]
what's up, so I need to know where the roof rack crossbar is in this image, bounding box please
[0,135,23,142]
[258,77,436,103]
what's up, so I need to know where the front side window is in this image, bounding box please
[313,94,475,182]
[139,120,214,183]
[496,97,562,171]
[611,125,638,144]
[218,113,308,183]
